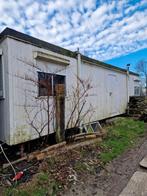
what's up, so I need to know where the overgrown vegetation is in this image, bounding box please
[5,172,61,196]
[3,117,145,196]
[100,117,144,163]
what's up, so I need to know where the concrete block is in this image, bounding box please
[119,171,147,196]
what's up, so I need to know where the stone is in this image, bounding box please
[119,171,147,196]
[140,156,147,168]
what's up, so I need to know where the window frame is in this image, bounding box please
[134,86,140,96]
[38,71,66,97]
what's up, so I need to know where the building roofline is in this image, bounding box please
[81,55,139,76]
[0,27,139,76]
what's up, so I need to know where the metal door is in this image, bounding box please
[107,74,118,115]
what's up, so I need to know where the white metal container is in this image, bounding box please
[0,28,139,145]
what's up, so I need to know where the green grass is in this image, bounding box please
[4,172,60,196]
[100,117,144,163]
[74,161,88,172]
[37,172,49,183]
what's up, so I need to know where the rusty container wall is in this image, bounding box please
[0,38,11,144]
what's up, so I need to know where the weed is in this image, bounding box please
[31,187,48,196]
[5,188,30,196]
[100,117,144,163]
[74,161,88,172]
[37,172,48,183]
[3,117,145,195]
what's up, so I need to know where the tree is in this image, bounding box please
[17,58,95,145]
[136,60,147,96]
[24,75,95,144]
[16,57,66,145]
[66,76,95,129]
[24,75,55,145]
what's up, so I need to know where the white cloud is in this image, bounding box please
[0,0,146,62]
[71,12,81,25]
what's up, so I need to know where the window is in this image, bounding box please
[38,72,65,97]
[53,74,65,96]
[134,86,140,96]
[38,72,52,96]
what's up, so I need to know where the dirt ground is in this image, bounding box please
[0,120,146,196]
[64,123,147,196]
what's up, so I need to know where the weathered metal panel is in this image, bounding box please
[2,37,139,145]
[80,62,129,122]
[0,38,11,144]
[129,75,139,96]
[6,38,77,145]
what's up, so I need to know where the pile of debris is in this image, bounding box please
[129,96,147,121]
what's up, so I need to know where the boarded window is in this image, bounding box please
[38,72,65,97]
[54,74,65,96]
[38,72,52,96]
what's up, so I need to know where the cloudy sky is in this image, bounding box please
[0,0,147,71]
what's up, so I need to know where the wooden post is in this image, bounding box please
[126,64,130,115]
[55,84,65,143]
[55,95,61,143]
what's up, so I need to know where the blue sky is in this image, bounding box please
[106,48,147,72]
[0,0,147,72]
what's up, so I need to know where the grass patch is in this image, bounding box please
[74,162,88,172]
[37,172,48,183]
[4,172,61,196]
[100,117,144,163]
